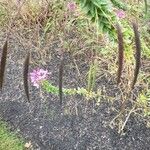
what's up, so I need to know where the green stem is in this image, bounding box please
[41,80,100,99]
[144,0,148,15]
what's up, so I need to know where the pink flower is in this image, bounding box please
[67,2,76,12]
[30,68,49,88]
[116,10,126,19]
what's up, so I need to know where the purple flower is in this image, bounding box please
[67,2,76,12]
[30,68,49,88]
[116,10,126,19]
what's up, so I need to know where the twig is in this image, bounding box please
[119,106,135,134]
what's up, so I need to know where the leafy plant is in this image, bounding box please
[76,0,116,37]
[29,68,100,100]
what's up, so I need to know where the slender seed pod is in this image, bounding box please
[59,54,64,105]
[0,40,8,90]
[23,52,30,102]
[116,24,124,84]
[132,22,141,89]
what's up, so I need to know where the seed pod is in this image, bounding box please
[132,22,141,89]
[116,24,124,84]
[0,40,8,90]
[23,52,30,102]
[59,54,64,105]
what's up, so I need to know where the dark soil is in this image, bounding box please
[0,33,150,150]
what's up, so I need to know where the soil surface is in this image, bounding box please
[0,33,150,150]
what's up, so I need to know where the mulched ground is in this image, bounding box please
[0,32,150,150]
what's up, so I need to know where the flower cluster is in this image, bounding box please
[30,68,49,88]
[67,1,76,12]
[116,10,126,19]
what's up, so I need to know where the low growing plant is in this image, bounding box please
[29,68,101,100]
[137,90,150,116]
[0,4,8,27]
[87,58,98,93]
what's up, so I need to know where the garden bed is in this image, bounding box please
[0,0,150,149]
[0,34,150,150]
